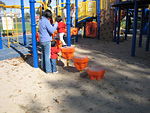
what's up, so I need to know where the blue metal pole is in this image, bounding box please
[75,0,78,42]
[83,0,86,38]
[131,0,138,56]
[56,0,58,16]
[125,8,129,40]
[0,29,2,49]
[114,7,117,42]
[21,0,27,46]
[97,0,101,40]
[146,11,150,51]
[61,0,64,21]
[29,0,38,68]
[139,6,145,47]
[66,0,71,46]
[117,6,121,44]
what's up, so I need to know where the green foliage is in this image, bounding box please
[25,13,30,20]
[36,8,40,15]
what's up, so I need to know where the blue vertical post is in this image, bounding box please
[139,6,145,47]
[0,29,2,49]
[75,0,78,42]
[21,0,27,46]
[29,0,38,68]
[117,6,121,44]
[66,0,71,46]
[125,8,129,40]
[131,0,138,56]
[97,0,101,40]
[61,0,64,21]
[114,7,117,42]
[146,11,150,51]
[56,0,58,16]
[83,0,86,38]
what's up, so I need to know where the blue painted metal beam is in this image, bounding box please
[21,0,27,46]
[0,29,2,49]
[114,7,117,42]
[61,0,64,21]
[75,0,78,42]
[83,0,86,38]
[131,0,138,56]
[97,0,101,40]
[56,0,58,16]
[29,0,38,68]
[146,11,150,51]
[125,8,129,40]
[66,0,71,46]
[139,6,145,47]
[117,6,121,44]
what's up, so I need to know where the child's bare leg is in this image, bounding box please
[59,33,66,45]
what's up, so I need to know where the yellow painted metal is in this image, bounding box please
[67,59,69,68]
[0,8,19,48]
[74,0,75,27]
[81,27,83,38]
[59,51,61,60]
[36,0,45,19]
[0,8,9,47]
[15,9,20,47]
[45,0,48,10]
[0,4,39,9]
[53,10,56,23]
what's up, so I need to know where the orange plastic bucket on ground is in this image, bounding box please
[73,55,89,71]
[87,66,105,81]
[61,46,75,59]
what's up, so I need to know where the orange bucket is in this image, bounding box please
[87,67,105,81]
[61,46,75,59]
[73,55,89,72]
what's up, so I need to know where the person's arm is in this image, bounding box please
[54,47,61,53]
[64,22,66,28]
[45,20,58,34]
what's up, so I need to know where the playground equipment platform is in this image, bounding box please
[112,0,150,9]
[0,35,34,61]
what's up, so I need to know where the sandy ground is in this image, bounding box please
[0,35,150,113]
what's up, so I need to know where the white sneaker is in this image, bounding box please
[53,71,58,74]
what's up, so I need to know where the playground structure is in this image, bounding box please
[0,0,150,69]
[112,0,150,56]
[0,8,19,48]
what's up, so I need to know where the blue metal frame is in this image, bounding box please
[83,0,86,38]
[75,0,78,42]
[131,0,138,56]
[21,0,27,46]
[139,6,145,47]
[117,6,121,44]
[29,0,38,68]
[97,0,101,40]
[114,7,117,42]
[56,0,58,16]
[66,0,71,46]
[125,8,129,40]
[146,11,150,51]
[61,0,64,21]
[0,29,2,49]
